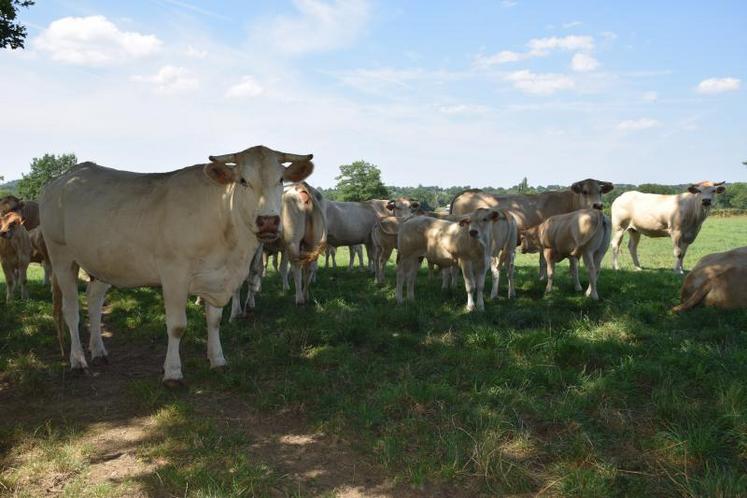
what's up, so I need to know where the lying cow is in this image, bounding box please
[277,183,327,304]
[396,208,499,311]
[672,246,747,312]
[40,145,313,385]
[520,209,610,300]
[611,181,726,273]
[0,211,31,301]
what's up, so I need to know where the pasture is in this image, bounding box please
[1,217,746,497]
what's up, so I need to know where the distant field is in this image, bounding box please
[1,216,746,497]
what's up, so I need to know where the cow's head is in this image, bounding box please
[687,181,726,208]
[386,197,420,218]
[207,145,313,242]
[570,179,614,210]
[0,211,23,240]
[519,227,540,254]
[0,195,24,215]
[459,208,500,244]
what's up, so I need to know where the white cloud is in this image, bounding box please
[570,53,598,72]
[34,16,161,65]
[252,0,370,55]
[527,35,594,55]
[562,21,582,29]
[616,118,661,131]
[437,104,489,115]
[185,45,207,58]
[642,91,658,102]
[131,66,199,94]
[225,76,264,98]
[505,70,574,95]
[476,35,595,67]
[696,77,741,94]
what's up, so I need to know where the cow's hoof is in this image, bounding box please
[71,366,92,377]
[162,378,186,390]
[211,364,228,373]
[91,355,109,366]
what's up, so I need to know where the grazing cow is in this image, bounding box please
[277,183,327,304]
[229,244,265,320]
[611,182,726,274]
[520,209,610,300]
[0,196,40,231]
[396,208,499,311]
[39,146,314,385]
[28,227,52,286]
[672,247,747,312]
[450,179,613,279]
[0,211,32,301]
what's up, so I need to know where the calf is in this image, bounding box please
[396,208,499,311]
[521,209,610,300]
[672,246,747,312]
[0,211,32,301]
[0,196,40,230]
[370,199,421,283]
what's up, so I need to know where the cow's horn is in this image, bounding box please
[209,153,237,164]
[276,152,314,163]
[715,181,726,186]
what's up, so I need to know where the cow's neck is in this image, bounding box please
[678,193,709,238]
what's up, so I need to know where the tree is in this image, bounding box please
[334,160,389,201]
[18,153,77,199]
[1,0,35,49]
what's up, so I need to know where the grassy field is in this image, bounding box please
[1,216,746,497]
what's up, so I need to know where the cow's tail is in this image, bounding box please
[52,273,65,359]
[671,283,710,313]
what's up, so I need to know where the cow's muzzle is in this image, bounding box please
[256,215,281,242]
[0,231,11,240]
[469,229,479,238]
[592,203,603,210]
[701,199,712,207]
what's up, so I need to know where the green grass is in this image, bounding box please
[1,217,747,496]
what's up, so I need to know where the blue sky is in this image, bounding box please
[1,0,745,188]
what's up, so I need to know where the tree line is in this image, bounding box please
[2,155,746,213]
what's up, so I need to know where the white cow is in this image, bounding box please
[611,181,726,273]
[39,145,313,386]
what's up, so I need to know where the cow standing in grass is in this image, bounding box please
[370,198,420,284]
[520,209,611,300]
[0,211,32,301]
[39,146,314,386]
[610,181,726,274]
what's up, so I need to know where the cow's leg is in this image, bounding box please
[583,251,599,300]
[229,285,243,322]
[672,236,688,274]
[504,248,516,299]
[293,263,305,304]
[2,262,14,301]
[86,279,111,364]
[18,261,29,299]
[205,303,227,369]
[441,267,450,290]
[628,230,643,271]
[543,249,555,295]
[303,264,314,302]
[489,255,501,300]
[161,281,189,385]
[279,251,290,291]
[365,242,376,273]
[395,258,407,304]
[356,245,365,270]
[405,258,417,301]
[55,263,87,371]
[459,260,477,311]
[475,259,488,311]
[569,257,582,291]
[377,247,392,285]
[610,225,626,270]
[42,260,51,287]
[538,252,547,280]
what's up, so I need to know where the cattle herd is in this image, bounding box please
[0,145,743,386]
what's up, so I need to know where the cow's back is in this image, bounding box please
[451,189,572,230]
[541,209,605,257]
[325,201,378,246]
[612,191,679,235]
[679,247,747,310]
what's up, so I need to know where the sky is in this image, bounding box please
[1,0,745,188]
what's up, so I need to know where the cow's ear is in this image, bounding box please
[600,181,614,194]
[205,162,237,185]
[209,153,237,164]
[571,182,582,193]
[411,201,420,209]
[386,200,395,211]
[490,210,500,221]
[716,185,726,194]
[458,218,470,227]
[283,160,314,183]
[688,185,700,194]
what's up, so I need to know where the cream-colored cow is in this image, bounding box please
[0,211,31,301]
[396,208,499,311]
[520,209,610,300]
[369,198,420,283]
[40,146,313,385]
[611,182,726,273]
[672,246,747,312]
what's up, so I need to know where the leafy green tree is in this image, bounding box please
[18,153,77,199]
[334,160,389,201]
[1,0,34,49]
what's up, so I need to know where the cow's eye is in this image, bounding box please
[240,178,248,186]
[279,178,284,185]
